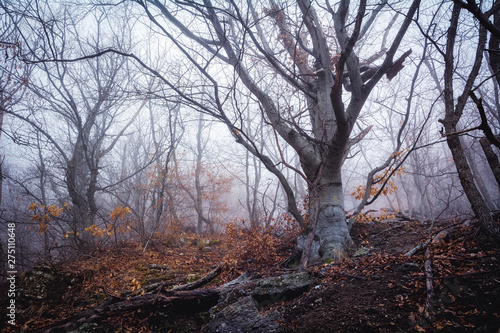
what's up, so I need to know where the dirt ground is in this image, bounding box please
[279,220,500,332]
[2,218,499,332]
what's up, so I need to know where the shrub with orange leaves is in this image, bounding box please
[87,205,133,245]
[28,202,69,234]
[70,205,133,245]
[110,205,132,221]
[223,221,282,268]
[222,218,300,269]
[84,224,115,237]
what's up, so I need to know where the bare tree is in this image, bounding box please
[111,0,421,266]
[138,101,183,248]
[0,2,32,206]
[3,3,147,251]
[437,2,500,241]
[452,0,500,186]
[173,115,215,234]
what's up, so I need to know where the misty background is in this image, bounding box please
[0,0,499,271]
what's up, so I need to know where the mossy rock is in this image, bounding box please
[19,264,77,306]
[185,237,197,246]
[142,271,177,285]
[208,239,221,246]
[197,239,211,247]
[353,246,371,257]
[187,273,201,283]
[200,246,213,252]
[197,239,221,250]
[209,288,249,316]
[251,272,315,308]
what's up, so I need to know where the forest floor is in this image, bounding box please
[2,217,500,332]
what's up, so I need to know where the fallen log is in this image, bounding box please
[170,265,221,292]
[33,289,221,333]
[119,265,221,298]
[404,239,431,257]
[33,271,315,332]
[424,247,435,319]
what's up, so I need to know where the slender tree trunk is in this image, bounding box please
[445,134,497,232]
[0,103,3,207]
[87,161,99,230]
[66,140,95,250]
[245,149,259,226]
[489,1,500,87]
[195,116,210,234]
[195,157,204,234]
[442,4,500,242]
[464,140,496,210]
[480,136,500,190]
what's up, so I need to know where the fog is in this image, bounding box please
[0,0,499,269]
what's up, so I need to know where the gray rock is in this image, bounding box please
[204,290,281,333]
[19,264,79,305]
[251,272,313,307]
[204,272,314,332]
[66,323,111,333]
[222,272,250,288]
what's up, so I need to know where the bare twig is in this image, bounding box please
[404,239,431,257]
[169,266,222,292]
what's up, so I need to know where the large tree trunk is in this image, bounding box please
[66,139,97,250]
[298,156,352,264]
[312,176,351,262]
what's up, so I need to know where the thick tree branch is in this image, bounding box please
[452,0,500,40]
[469,91,500,148]
[363,0,420,94]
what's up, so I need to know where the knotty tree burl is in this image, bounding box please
[130,0,420,266]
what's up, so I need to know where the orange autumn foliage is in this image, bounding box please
[28,202,69,234]
[351,166,407,200]
[222,215,301,269]
[223,222,281,267]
